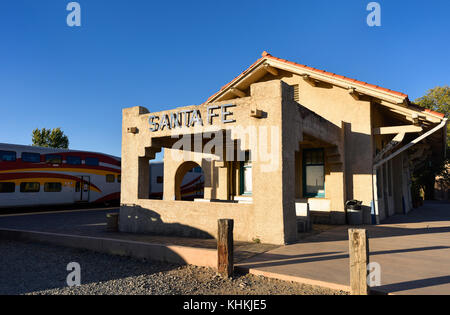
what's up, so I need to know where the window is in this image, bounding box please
[239,151,252,195]
[44,182,62,192]
[156,176,163,184]
[20,182,40,193]
[0,150,16,162]
[0,182,15,193]
[85,157,99,166]
[22,152,40,163]
[303,149,325,198]
[45,154,62,164]
[117,175,121,183]
[66,156,81,165]
[106,174,115,183]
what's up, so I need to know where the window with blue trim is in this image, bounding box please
[303,148,325,198]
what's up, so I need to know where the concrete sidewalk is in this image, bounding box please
[237,201,450,295]
[0,208,277,264]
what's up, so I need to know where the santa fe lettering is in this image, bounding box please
[149,104,235,132]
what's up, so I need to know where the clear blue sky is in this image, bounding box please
[0,0,448,157]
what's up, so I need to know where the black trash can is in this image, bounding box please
[346,200,363,225]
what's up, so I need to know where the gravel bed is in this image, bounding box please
[0,240,346,295]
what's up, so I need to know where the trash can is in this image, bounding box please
[346,200,363,225]
[106,213,119,232]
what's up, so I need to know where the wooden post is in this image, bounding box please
[217,219,234,277]
[348,228,370,295]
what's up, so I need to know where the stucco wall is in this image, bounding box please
[121,80,302,244]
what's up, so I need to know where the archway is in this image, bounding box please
[175,161,204,201]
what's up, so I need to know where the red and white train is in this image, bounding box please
[0,143,121,208]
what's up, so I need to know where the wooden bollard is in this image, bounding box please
[348,228,370,295]
[217,219,234,278]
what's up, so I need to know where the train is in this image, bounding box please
[148,162,204,200]
[0,143,205,209]
[0,143,121,208]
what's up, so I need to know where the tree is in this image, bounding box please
[32,128,69,149]
[414,85,449,200]
[415,85,449,147]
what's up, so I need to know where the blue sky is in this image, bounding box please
[0,0,448,157]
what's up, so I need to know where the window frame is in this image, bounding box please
[105,174,115,183]
[302,148,325,198]
[66,156,82,165]
[20,182,40,193]
[0,182,16,193]
[0,150,17,162]
[85,157,99,166]
[21,152,41,163]
[239,151,252,196]
[45,154,63,164]
[44,182,62,192]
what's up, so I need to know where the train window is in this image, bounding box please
[67,156,81,165]
[75,181,81,192]
[0,182,15,193]
[44,182,62,192]
[85,157,99,166]
[20,182,40,193]
[156,176,163,184]
[45,154,62,164]
[22,152,41,163]
[117,175,121,183]
[106,174,115,183]
[0,150,16,162]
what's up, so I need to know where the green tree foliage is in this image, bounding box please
[32,128,69,149]
[415,85,449,146]
[413,85,449,200]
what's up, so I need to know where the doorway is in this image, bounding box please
[76,176,90,202]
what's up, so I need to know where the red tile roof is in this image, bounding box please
[205,51,445,119]
[409,103,446,118]
[206,51,409,101]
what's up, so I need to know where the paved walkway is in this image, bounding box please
[0,208,277,263]
[237,201,450,295]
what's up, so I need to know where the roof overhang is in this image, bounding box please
[205,52,445,125]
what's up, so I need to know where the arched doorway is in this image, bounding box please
[175,161,204,201]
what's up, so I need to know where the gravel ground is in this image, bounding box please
[0,239,346,295]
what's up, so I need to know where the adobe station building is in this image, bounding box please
[120,52,447,245]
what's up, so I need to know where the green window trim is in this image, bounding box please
[239,152,252,196]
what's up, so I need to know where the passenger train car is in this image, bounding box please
[0,143,121,208]
[149,162,204,200]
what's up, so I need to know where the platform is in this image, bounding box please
[237,201,450,295]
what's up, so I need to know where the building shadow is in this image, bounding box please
[120,205,214,239]
[376,275,450,294]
